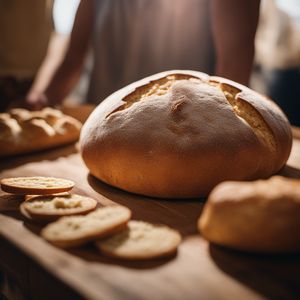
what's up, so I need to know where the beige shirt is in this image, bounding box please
[0,0,54,79]
[256,0,300,69]
[87,0,214,103]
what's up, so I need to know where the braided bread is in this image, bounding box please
[0,107,82,157]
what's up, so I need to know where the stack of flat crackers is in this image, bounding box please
[0,176,181,260]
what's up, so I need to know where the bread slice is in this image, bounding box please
[0,176,75,195]
[41,206,131,248]
[20,193,97,222]
[96,220,182,260]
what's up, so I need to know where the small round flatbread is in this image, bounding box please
[0,176,75,195]
[41,206,131,248]
[96,221,182,260]
[20,194,98,223]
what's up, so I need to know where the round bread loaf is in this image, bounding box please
[80,70,292,198]
[198,176,300,253]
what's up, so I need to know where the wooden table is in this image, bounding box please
[1,135,300,300]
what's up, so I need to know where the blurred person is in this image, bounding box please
[256,0,300,126]
[0,0,54,111]
[26,0,261,109]
[0,0,79,112]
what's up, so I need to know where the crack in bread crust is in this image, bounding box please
[213,82,277,153]
[106,74,202,118]
[105,73,277,154]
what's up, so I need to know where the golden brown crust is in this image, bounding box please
[210,76,292,173]
[0,107,82,157]
[80,70,292,198]
[0,176,75,195]
[199,176,300,253]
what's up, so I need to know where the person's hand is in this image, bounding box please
[25,91,49,110]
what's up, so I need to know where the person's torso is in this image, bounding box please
[88,0,214,103]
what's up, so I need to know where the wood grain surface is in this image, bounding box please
[1,133,300,300]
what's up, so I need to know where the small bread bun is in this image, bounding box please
[198,176,300,253]
[80,70,292,198]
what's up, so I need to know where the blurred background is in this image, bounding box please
[254,0,300,126]
[1,0,299,125]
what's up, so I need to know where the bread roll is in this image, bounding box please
[0,107,82,157]
[198,176,300,253]
[80,70,292,198]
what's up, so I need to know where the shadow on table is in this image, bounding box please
[0,194,25,212]
[279,165,300,179]
[21,220,179,270]
[68,244,178,270]
[209,244,300,300]
[87,174,205,237]
[0,143,78,171]
[0,195,42,235]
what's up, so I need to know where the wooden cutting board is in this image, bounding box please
[1,136,300,300]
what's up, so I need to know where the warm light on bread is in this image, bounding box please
[198,176,300,253]
[0,107,82,157]
[80,70,292,198]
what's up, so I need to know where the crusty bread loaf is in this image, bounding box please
[0,108,82,157]
[80,70,292,198]
[198,176,300,253]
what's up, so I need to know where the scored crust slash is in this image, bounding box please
[80,70,292,198]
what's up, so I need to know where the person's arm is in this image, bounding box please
[26,33,68,100]
[211,0,260,85]
[26,0,93,109]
